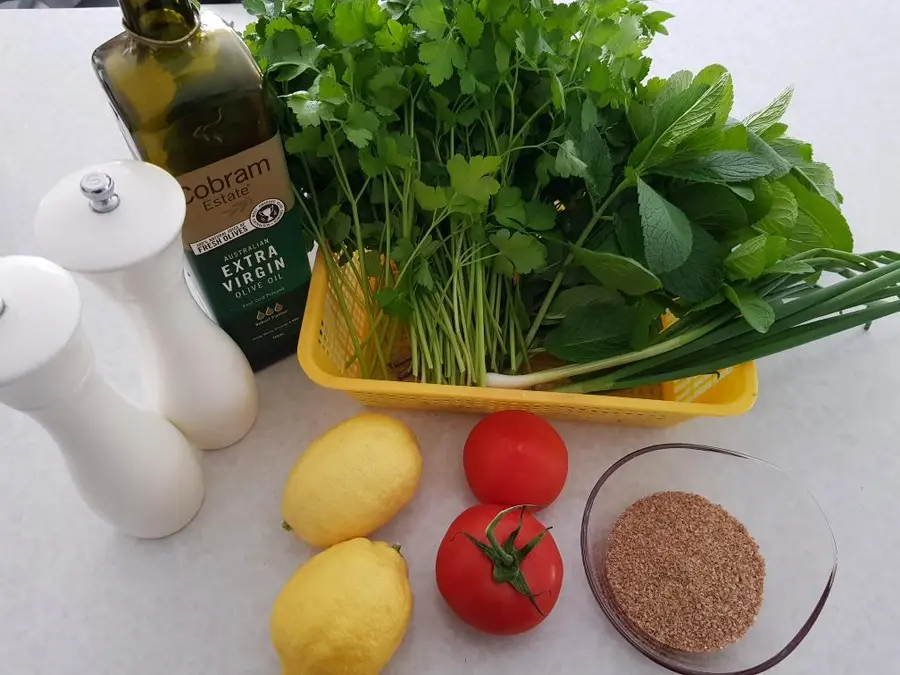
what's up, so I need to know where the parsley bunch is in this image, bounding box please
[243,0,665,385]
[243,0,900,393]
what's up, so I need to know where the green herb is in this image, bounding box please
[243,0,900,395]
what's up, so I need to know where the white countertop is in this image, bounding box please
[2,2,899,674]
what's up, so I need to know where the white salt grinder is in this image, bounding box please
[0,256,204,538]
[33,160,259,450]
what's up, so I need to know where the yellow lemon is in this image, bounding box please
[271,538,413,675]
[281,413,422,547]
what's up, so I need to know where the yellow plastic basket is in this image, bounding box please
[297,251,758,427]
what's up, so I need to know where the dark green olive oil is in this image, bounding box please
[91,0,310,371]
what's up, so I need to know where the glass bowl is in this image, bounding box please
[581,443,837,675]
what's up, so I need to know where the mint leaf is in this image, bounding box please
[752,181,798,237]
[409,0,447,39]
[493,186,527,228]
[744,86,794,135]
[414,180,449,211]
[772,137,813,165]
[766,260,816,276]
[782,174,853,252]
[456,3,484,47]
[570,246,663,295]
[655,70,694,108]
[721,124,749,151]
[654,151,774,183]
[490,230,547,275]
[729,184,756,201]
[725,233,769,280]
[659,225,724,302]
[544,305,636,363]
[791,161,840,206]
[670,184,748,236]
[555,140,587,178]
[579,127,613,202]
[747,130,792,178]
[636,73,732,171]
[693,64,733,126]
[374,19,408,53]
[637,178,694,274]
[343,102,380,148]
[524,201,556,231]
[761,123,789,142]
[627,102,655,140]
[547,286,624,321]
[419,38,466,86]
[724,285,775,333]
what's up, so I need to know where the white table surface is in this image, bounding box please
[2,2,899,674]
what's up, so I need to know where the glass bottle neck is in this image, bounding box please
[118,0,199,43]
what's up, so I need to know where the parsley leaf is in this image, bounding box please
[343,102,380,148]
[419,38,467,86]
[374,19,409,53]
[493,186,527,228]
[409,0,447,39]
[447,154,502,207]
[414,181,449,211]
[555,140,588,178]
[333,0,384,44]
[490,230,547,275]
[456,3,485,47]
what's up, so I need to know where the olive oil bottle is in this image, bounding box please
[91,0,311,371]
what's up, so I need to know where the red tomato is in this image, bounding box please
[464,410,568,509]
[435,504,564,635]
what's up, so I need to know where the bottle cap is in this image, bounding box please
[33,160,186,273]
[0,256,82,388]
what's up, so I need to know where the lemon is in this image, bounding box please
[271,538,413,675]
[281,413,422,548]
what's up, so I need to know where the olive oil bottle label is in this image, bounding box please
[178,133,310,363]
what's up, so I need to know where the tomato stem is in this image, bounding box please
[463,504,548,617]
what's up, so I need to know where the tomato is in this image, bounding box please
[435,504,564,635]
[463,410,568,509]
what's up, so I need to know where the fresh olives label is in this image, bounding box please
[178,134,310,362]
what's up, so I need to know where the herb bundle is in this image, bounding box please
[242,0,900,393]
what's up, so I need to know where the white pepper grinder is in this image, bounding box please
[0,256,204,538]
[33,160,258,450]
